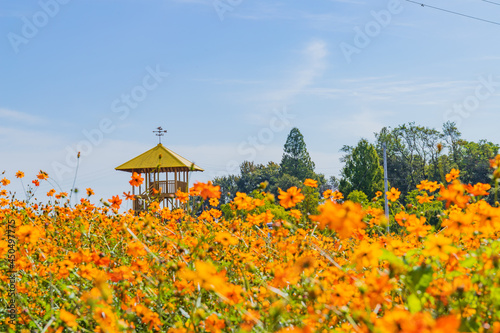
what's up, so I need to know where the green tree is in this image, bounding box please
[280,128,316,181]
[375,123,444,197]
[213,174,239,204]
[339,139,384,199]
[455,140,499,186]
[237,161,280,194]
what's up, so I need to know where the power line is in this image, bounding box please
[481,0,500,6]
[405,0,500,26]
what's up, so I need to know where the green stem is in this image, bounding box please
[69,154,81,205]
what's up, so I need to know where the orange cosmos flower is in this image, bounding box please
[289,209,302,220]
[353,240,382,269]
[123,191,135,200]
[332,190,344,200]
[108,195,122,209]
[464,183,491,197]
[32,179,40,187]
[59,309,78,329]
[17,225,41,244]
[386,187,401,202]
[303,179,318,188]
[422,234,456,261]
[129,172,144,187]
[191,181,221,200]
[1,177,10,186]
[15,171,24,179]
[86,188,94,196]
[47,189,56,197]
[375,191,383,198]
[278,187,305,209]
[215,231,238,246]
[127,241,147,257]
[438,182,469,208]
[55,192,68,199]
[234,192,253,210]
[405,215,431,237]
[310,200,366,238]
[416,192,434,204]
[37,170,49,180]
[490,154,500,169]
[445,168,460,182]
[175,189,189,203]
[417,180,440,192]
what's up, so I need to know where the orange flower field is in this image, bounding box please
[2,160,500,333]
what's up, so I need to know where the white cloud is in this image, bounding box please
[0,108,46,124]
[263,40,329,103]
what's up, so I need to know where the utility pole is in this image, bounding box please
[383,142,389,233]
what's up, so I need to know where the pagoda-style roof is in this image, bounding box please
[115,143,204,173]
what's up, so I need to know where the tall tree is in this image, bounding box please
[280,128,316,181]
[339,139,384,199]
[456,140,499,186]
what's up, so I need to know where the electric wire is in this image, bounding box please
[405,0,500,26]
[481,0,500,6]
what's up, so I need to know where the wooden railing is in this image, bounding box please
[133,197,147,212]
[149,180,187,195]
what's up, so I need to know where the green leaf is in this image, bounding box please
[408,264,433,292]
[407,293,422,313]
[460,256,477,268]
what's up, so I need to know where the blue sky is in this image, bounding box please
[1,0,500,207]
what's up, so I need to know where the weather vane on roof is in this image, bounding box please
[153,126,167,144]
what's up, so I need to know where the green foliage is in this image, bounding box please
[404,189,444,227]
[272,173,302,194]
[213,128,326,205]
[373,121,499,203]
[339,139,384,199]
[347,190,369,205]
[213,174,239,204]
[280,128,316,181]
[297,185,321,217]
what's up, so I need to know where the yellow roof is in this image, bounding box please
[115,143,204,173]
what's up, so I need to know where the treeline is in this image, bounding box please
[340,122,499,202]
[213,128,331,204]
[213,122,499,205]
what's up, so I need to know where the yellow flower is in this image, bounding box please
[416,192,434,204]
[176,189,189,203]
[310,200,366,238]
[386,187,401,202]
[288,209,302,220]
[353,240,382,270]
[445,168,460,182]
[129,172,144,187]
[278,187,305,209]
[303,178,318,188]
[215,231,238,246]
[331,190,344,200]
[59,309,78,329]
[17,225,41,244]
[422,234,457,261]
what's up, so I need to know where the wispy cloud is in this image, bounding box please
[0,108,46,124]
[305,77,478,105]
[264,40,329,103]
